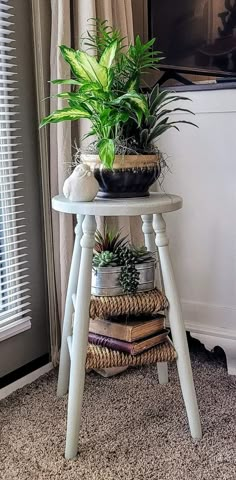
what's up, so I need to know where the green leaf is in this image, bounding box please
[154,107,194,123]
[56,92,83,100]
[98,138,115,168]
[117,112,129,123]
[147,118,197,145]
[126,78,138,92]
[133,106,143,126]
[111,91,148,114]
[59,46,108,88]
[51,78,81,85]
[101,110,130,128]
[59,46,83,80]
[129,94,149,114]
[146,115,157,128]
[147,124,178,143]
[99,40,117,68]
[149,90,170,114]
[150,84,159,105]
[154,96,192,114]
[40,107,90,127]
[169,120,198,128]
[56,92,94,110]
[76,50,108,87]
[141,37,156,49]
[79,82,105,95]
[140,128,148,147]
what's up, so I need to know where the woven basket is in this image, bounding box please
[86,341,176,369]
[81,153,160,171]
[90,288,168,319]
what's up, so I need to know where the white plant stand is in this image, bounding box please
[52,193,202,459]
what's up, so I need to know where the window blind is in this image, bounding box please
[0,0,31,340]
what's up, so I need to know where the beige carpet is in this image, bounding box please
[1,344,236,480]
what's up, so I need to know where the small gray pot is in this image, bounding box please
[91,260,155,297]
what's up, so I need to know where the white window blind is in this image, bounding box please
[0,0,31,341]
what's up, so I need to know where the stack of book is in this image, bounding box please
[88,313,169,356]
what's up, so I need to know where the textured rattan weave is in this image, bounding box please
[86,340,176,369]
[89,288,168,319]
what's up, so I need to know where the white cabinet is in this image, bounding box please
[158,87,236,374]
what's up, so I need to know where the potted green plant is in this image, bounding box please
[40,20,195,198]
[92,227,155,296]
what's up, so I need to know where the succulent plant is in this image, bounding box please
[92,251,117,268]
[119,263,140,295]
[115,246,154,295]
[117,248,140,294]
[93,228,154,294]
[129,245,155,264]
[94,226,128,254]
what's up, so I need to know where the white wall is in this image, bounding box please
[158,88,236,352]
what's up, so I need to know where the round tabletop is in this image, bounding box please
[52,193,183,216]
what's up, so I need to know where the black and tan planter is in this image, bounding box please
[81,154,161,199]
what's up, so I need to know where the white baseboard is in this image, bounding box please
[181,299,236,337]
[185,321,236,341]
[0,362,53,400]
[166,299,236,376]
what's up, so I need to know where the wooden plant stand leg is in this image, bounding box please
[57,214,84,397]
[65,214,96,459]
[141,214,168,385]
[154,213,202,440]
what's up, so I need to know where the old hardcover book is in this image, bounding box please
[89,313,165,342]
[88,329,170,356]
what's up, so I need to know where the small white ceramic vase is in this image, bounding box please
[63,164,99,202]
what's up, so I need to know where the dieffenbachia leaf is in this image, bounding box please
[39,107,91,127]
[100,110,130,128]
[51,78,81,85]
[59,46,84,80]
[98,138,115,168]
[127,78,138,92]
[133,106,144,126]
[79,82,105,94]
[59,46,108,88]
[99,40,117,68]
[111,91,148,114]
[76,51,108,88]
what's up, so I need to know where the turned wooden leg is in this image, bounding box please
[57,214,84,397]
[154,213,202,439]
[141,214,168,385]
[65,214,96,459]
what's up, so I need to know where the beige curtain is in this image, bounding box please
[32,0,60,366]
[32,0,143,365]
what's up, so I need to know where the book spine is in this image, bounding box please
[88,332,133,354]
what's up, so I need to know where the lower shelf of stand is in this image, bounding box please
[67,335,176,369]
